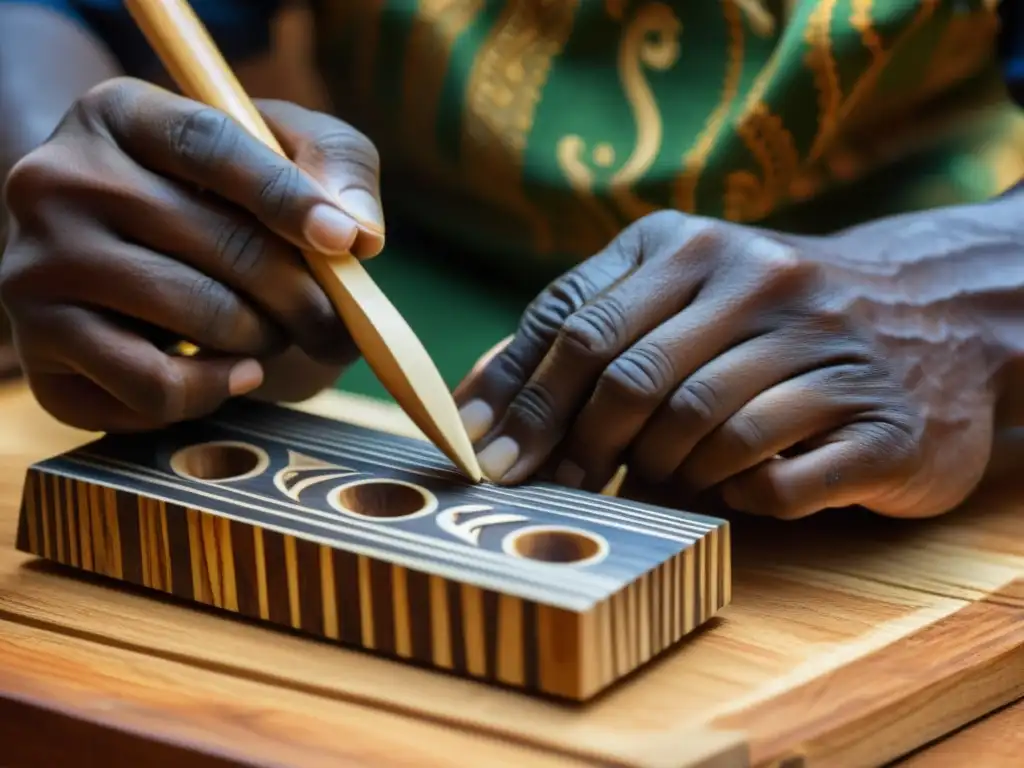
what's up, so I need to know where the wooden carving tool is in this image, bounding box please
[123,0,482,483]
[16,400,732,700]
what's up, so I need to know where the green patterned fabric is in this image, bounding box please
[302,0,1024,398]
[310,0,1024,275]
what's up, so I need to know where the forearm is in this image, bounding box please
[0,5,122,241]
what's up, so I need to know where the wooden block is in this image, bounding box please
[14,400,730,701]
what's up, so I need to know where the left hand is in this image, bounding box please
[455,211,996,520]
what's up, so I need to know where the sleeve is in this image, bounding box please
[999,0,1024,107]
[0,0,283,76]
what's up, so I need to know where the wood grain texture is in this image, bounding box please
[897,697,1024,767]
[15,399,731,701]
[1,381,1024,767]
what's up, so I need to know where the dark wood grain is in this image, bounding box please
[15,399,730,701]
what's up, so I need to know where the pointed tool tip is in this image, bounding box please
[453,451,484,484]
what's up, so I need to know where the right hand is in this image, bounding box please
[1,77,384,431]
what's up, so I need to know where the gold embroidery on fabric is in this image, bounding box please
[723,45,799,221]
[402,0,485,161]
[808,0,937,160]
[805,0,842,154]
[461,0,580,255]
[675,0,744,213]
[916,5,999,100]
[557,2,682,224]
[850,0,884,62]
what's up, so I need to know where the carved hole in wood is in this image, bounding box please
[503,525,609,567]
[169,441,270,482]
[328,478,439,521]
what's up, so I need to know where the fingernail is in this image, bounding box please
[459,399,494,443]
[304,204,359,254]
[554,460,585,489]
[228,359,264,396]
[336,188,385,234]
[477,436,519,482]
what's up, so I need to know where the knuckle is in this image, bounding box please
[2,151,64,218]
[169,107,237,173]
[805,301,855,335]
[308,128,380,172]
[507,382,558,433]
[185,276,237,345]
[559,297,628,359]
[77,76,139,114]
[669,378,721,424]
[0,247,44,305]
[257,164,303,219]
[600,343,676,402]
[214,219,271,276]
[518,295,569,350]
[751,240,816,293]
[865,418,922,470]
[725,412,766,452]
[144,361,188,423]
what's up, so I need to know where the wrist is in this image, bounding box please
[814,198,1024,425]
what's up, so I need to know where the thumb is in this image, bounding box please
[258,100,385,260]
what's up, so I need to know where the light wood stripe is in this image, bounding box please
[683,546,696,633]
[199,513,223,608]
[723,524,732,607]
[158,501,173,592]
[253,528,270,620]
[103,488,122,579]
[391,565,412,658]
[429,574,452,669]
[597,599,613,688]
[320,544,339,639]
[140,497,152,588]
[496,594,524,685]
[462,584,486,677]
[661,560,672,650]
[614,588,628,677]
[284,535,301,628]
[186,508,209,604]
[638,572,651,663]
[217,517,238,612]
[146,498,161,591]
[708,529,718,619]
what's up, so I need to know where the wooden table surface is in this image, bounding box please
[0,379,1023,768]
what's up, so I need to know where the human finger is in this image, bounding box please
[259,99,385,259]
[81,79,362,256]
[20,305,262,427]
[717,420,922,519]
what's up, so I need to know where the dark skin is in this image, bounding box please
[3,9,1024,521]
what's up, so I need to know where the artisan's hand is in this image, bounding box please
[456,210,1000,520]
[1,77,384,431]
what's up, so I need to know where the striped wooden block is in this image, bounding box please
[16,401,731,701]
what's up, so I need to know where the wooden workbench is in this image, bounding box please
[0,379,1022,768]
